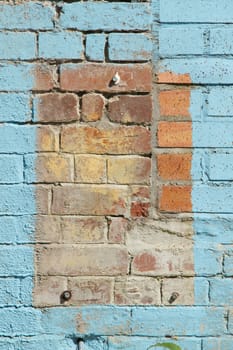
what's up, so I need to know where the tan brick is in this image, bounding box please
[157,153,192,181]
[60,216,107,243]
[159,185,192,212]
[34,93,79,123]
[61,126,151,155]
[52,185,129,215]
[158,122,192,148]
[82,93,105,122]
[33,154,72,183]
[36,215,61,243]
[108,156,151,184]
[162,278,194,305]
[33,64,56,91]
[132,249,194,276]
[114,277,160,305]
[108,95,152,124]
[75,155,106,183]
[37,245,129,276]
[37,126,57,152]
[130,186,150,200]
[67,277,113,305]
[61,63,152,92]
[108,217,129,244]
[33,276,67,307]
[36,186,50,214]
[159,90,190,118]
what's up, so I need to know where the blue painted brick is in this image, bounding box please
[194,245,222,275]
[208,87,233,116]
[0,64,33,91]
[208,153,233,180]
[86,34,106,62]
[108,34,152,61]
[159,28,205,56]
[0,93,31,122]
[0,156,23,184]
[0,339,15,350]
[60,3,151,31]
[160,58,233,84]
[203,338,233,350]
[193,122,233,148]
[228,309,233,334]
[20,277,33,306]
[0,278,20,306]
[0,216,34,244]
[39,32,83,59]
[17,336,77,350]
[0,2,54,29]
[0,308,42,336]
[0,33,36,60]
[194,278,209,305]
[210,29,233,54]
[108,336,202,350]
[0,186,35,215]
[223,253,233,276]
[209,278,233,305]
[0,247,33,276]
[0,125,35,153]
[193,185,233,213]
[160,0,233,23]
[131,307,225,336]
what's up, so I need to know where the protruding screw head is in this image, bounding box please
[62,290,72,301]
[112,72,120,85]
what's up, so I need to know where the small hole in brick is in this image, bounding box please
[168,292,179,304]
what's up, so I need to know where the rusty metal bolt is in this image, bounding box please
[62,290,72,301]
[168,292,179,304]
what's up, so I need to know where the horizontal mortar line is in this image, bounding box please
[159,21,233,25]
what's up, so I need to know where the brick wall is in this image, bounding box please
[0,1,233,349]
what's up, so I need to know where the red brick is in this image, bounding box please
[52,185,129,215]
[108,95,152,124]
[60,63,152,92]
[158,122,192,147]
[131,202,150,217]
[35,93,79,123]
[33,64,56,90]
[159,90,190,118]
[159,185,192,212]
[157,153,192,180]
[82,93,105,122]
[61,126,151,155]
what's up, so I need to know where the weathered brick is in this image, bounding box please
[52,185,129,215]
[33,276,67,307]
[157,153,192,180]
[82,93,105,122]
[132,249,194,276]
[159,185,192,212]
[75,155,106,183]
[36,186,50,215]
[158,122,192,147]
[36,215,61,243]
[37,126,57,152]
[131,202,150,218]
[37,245,129,276]
[159,90,191,118]
[162,278,194,305]
[61,126,151,155]
[33,93,79,123]
[60,64,152,92]
[33,64,56,91]
[108,95,152,124]
[108,156,151,184]
[114,277,160,305]
[108,217,129,244]
[60,216,107,243]
[25,154,72,183]
[67,277,113,305]
[130,186,150,200]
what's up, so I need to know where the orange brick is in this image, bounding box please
[60,63,152,92]
[157,153,192,180]
[61,126,151,155]
[158,71,191,84]
[158,122,192,147]
[159,185,192,212]
[159,90,190,118]
[82,93,105,122]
